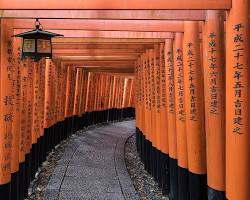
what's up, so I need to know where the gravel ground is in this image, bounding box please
[25,136,74,200]
[125,134,169,200]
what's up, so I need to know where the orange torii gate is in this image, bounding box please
[0,1,250,200]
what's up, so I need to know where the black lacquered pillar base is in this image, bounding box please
[31,143,38,180]
[18,162,25,200]
[169,157,178,200]
[10,171,19,200]
[0,182,11,200]
[156,149,162,186]
[189,172,207,200]
[178,166,189,200]
[24,153,31,198]
[161,153,170,195]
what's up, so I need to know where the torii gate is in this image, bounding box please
[0,0,249,200]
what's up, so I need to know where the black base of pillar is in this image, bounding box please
[31,143,37,180]
[18,162,25,200]
[169,157,178,200]
[156,149,162,185]
[161,153,170,195]
[10,171,19,200]
[152,146,158,180]
[40,135,45,164]
[24,153,31,198]
[145,140,152,174]
[178,166,189,200]
[189,171,207,200]
[0,182,11,200]
[207,186,226,200]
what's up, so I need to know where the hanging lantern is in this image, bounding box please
[13,18,63,61]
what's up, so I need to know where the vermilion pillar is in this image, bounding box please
[226,0,250,199]
[149,48,158,179]
[10,32,21,200]
[173,32,189,200]
[25,58,34,196]
[154,44,162,184]
[31,61,40,179]
[159,43,170,195]
[0,19,14,199]
[39,59,46,163]
[19,58,28,199]
[183,21,207,199]
[142,53,150,172]
[165,39,178,200]
[203,10,226,199]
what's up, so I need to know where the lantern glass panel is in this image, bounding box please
[37,39,51,53]
[23,39,35,53]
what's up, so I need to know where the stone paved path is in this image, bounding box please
[44,120,139,200]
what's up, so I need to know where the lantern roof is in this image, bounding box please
[14,28,63,38]
[13,18,64,38]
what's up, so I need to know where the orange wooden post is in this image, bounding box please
[30,61,41,179]
[85,72,92,126]
[83,71,88,125]
[0,19,14,199]
[19,58,28,199]
[122,78,128,118]
[73,68,83,131]
[203,10,226,199]
[144,50,153,173]
[121,77,126,117]
[165,39,178,200]
[135,58,142,162]
[64,66,74,136]
[128,78,135,117]
[115,76,120,120]
[148,49,158,177]
[159,42,170,195]
[60,63,68,140]
[38,59,46,163]
[10,31,21,200]
[77,69,85,129]
[105,75,112,120]
[44,59,58,158]
[154,44,162,184]
[117,76,122,120]
[173,33,189,199]
[25,58,34,193]
[107,75,114,122]
[183,21,207,199]
[225,0,250,199]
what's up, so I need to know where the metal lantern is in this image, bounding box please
[13,18,63,61]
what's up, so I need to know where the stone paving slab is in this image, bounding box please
[44,120,139,200]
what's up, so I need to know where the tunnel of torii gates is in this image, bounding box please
[0,0,249,200]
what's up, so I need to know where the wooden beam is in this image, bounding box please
[1,10,206,20]
[61,60,135,67]
[54,52,141,57]
[0,10,206,21]
[52,44,154,49]
[53,49,145,54]
[13,19,185,32]
[52,38,165,44]
[15,29,174,39]
[53,48,143,56]
[56,55,138,61]
[83,67,134,73]
[0,0,231,10]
